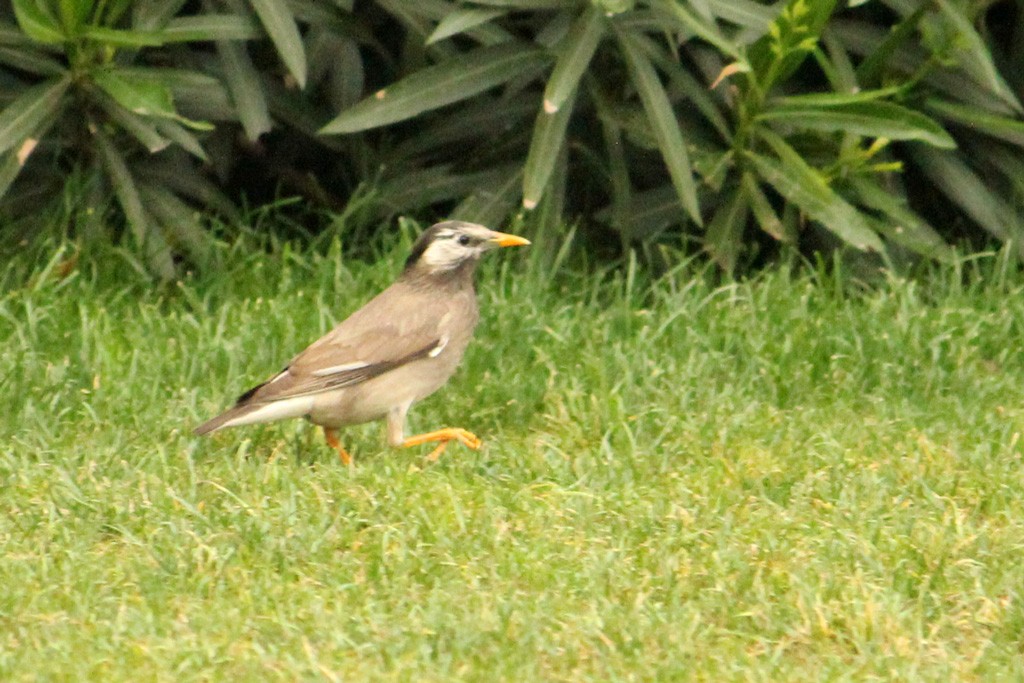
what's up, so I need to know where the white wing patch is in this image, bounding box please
[312,361,371,377]
[267,368,290,385]
[428,335,449,358]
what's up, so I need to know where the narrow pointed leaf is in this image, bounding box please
[618,30,702,225]
[0,76,68,156]
[320,43,548,134]
[216,39,272,140]
[452,166,522,227]
[80,26,168,47]
[750,131,883,251]
[427,8,505,44]
[849,176,952,259]
[95,92,170,153]
[96,133,176,279]
[0,45,67,76]
[704,185,749,272]
[139,182,213,263]
[523,89,577,209]
[910,143,1024,245]
[12,0,64,43]
[153,119,208,160]
[249,0,307,88]
[935,0,1021,112]
[93,69,176,118]
[463,0,570,7]
[741,172,789,242]
[652,0,741,59]
[759,100,955,148]
[926,99,1024,147]
[0,151,21,199]
[163,15,262,41]
[543,6,603,114]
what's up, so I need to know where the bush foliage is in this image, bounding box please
[1,0,1023,275]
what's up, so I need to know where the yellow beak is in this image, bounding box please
[490,232,531,248]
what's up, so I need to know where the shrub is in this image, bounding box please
[2,0,1023,275]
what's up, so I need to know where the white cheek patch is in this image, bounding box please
[422,241,468,270]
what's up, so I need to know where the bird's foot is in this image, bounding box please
[402,428,482,462]
[323,427,353,466]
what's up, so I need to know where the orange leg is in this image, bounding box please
[402,428,482,462]
[322,427,353,466]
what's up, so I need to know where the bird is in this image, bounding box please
[194,220,530,465]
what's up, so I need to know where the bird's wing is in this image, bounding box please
[235,282,448,405]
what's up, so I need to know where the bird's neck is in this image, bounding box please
[401,261,477,292]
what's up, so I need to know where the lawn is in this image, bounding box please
[2,235,1024,680]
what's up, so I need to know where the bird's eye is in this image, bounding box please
[457,234,471,246]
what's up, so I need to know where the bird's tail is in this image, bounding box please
[193,408,244,436]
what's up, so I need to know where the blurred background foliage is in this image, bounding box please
[1,0,1023,277]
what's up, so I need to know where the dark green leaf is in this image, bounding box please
[320,43,549,134]
[759,99,955,148]
[139,182,213,263]
[95,132,176,280]
[523,88,576,209]
[12,0,64,43]
[461,0,571,7]
[427,8,505,45]
[926,99,1024,147]
[543,6,603,114]
[451,166,522,227]
[249,0,307,88]
[95,92,171,153]
[92,69,176,118]
[910,143,1024,246]
[618,29,702,225]
[741,172,790,242]
[849,176,952,260]
[163,15,262,41]
[0,76,68,157]
[750,130,883,251]
[704,184,749,272]
[934,0,1020,112]
[153,119,208,160]
[650,0,740,59]
[376,164,515,213]
[216,38,273,140]
[80,25,168,47]
[0,45,66,76]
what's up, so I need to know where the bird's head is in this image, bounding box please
[404,221,530,275]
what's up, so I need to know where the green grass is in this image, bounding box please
[3,237,1024,680]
